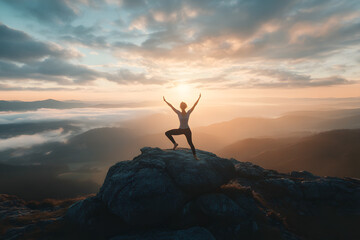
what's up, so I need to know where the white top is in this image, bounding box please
[176,110,192,129]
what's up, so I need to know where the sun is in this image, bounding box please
[175,83,193,100]
[176,83,190,94]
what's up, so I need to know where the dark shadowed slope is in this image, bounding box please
[248,129,360,178]
[217,137,301,161]
[0,163,99,200]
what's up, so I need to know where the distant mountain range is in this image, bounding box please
[217,137,300,160]
[196,109,360,145]
[0,99,88,111]
[219,129,360,178]
[0,99,150,111]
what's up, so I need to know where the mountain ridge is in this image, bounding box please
[247,129,360,178]
[0,99,88,111]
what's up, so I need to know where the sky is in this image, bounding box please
[0,0,360,104]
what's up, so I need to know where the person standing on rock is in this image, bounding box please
[164,94,201,160]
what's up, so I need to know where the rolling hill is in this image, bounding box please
[217,137,300,161]
[196,110,360,145]
[246,129,360,178]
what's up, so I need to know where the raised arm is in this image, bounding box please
[188,93,201,114]
[163,96,179,114]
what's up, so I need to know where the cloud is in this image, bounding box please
[1,0,359,90]
[0,23,80,63]
[0,23,103,85]
[0,0,80,25]
[110,0,360,62]
[0,1,115,49]
[0,107,155,125]
[190,68,355,88]
[0,23,168,86]
[120,0,146,9]
[0,107,158,152]
[106,68,168,85]
[0,83,80,91]
[3,1,360,62]
[60,24,109,48]
[0,128,71,151]
[0,120,81,139]
[0,58,100,84]
[0,58,168,85]
[249,69,355,88]
[248,76,353,88]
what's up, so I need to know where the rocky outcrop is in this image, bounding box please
[2,147,359,240]
[96,147,235,226]
[63,147,360,239]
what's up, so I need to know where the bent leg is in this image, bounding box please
[165,129,182,144]
[184,129,196,155]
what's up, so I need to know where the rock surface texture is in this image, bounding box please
[2,147,360,240]
[98,147,235,226]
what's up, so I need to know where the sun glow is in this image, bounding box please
[174,83,198,103]
[176,83,190,95]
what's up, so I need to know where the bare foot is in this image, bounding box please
[194,155,199,160]
[173,143,178,150]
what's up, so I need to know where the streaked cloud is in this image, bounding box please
[0,128,70,151]
[0,23,81,62]
[0,0,359,91]
[0,23,167,85]
[0,107,155,125]
[247,69,354,88]
[190,67,356,89]
[1,0,84,25]
[0,58,100,84]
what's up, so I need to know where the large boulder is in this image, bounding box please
[98,147,235,226]
[65,196,124,236]
[66,196,106,227]
[196,193,246,219]
[166,149,236,194]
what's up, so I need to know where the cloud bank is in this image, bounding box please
[0,0,359,90]
[0,128,70,151]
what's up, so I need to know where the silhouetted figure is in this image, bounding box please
[164,94,201,160]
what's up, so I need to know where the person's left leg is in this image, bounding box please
[184,128,198,159]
